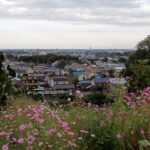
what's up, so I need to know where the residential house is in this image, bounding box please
[48,77,69,87]
[26,68,34,74]
[78,80,91,90]
[90,77,110,92]
[53,84,75,93]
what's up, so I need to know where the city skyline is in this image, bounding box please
[0,0,150,49]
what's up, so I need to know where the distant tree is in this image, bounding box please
[73,79,79,88]
[101,57,108,62]
[6,54,15,60]
[0,52,12,106]
[56,60,66,69]
[7,65,16,77]
[118,57,127,64]
[108,69,115,78]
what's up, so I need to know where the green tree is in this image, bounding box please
[0,52,12,105]
[7,65,16,77]
[83,92,112,106]
[101,57,108,62]
[118,57,127,64]
[124,35,150,92]
[56,60,66,69]
[108,69,115,78]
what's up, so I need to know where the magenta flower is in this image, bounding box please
[38,142,43,146]
[71,121,76,125]
[67,132,74,136]
[17,108,22,112]
[116,134,121,139]
[78,137,83,140]
[62,122,68,128]
[141,129,144,135]
[91,134,95,137]
[18,138,24,143]
[57,132,62,138]
[19,124,26,131]
[131,131,134,135]
[38,119,45,124]
[0,131,7,136]
[46,129,56,135]
[2,144,8,150]
[68,98,71,102]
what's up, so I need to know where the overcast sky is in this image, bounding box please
[0,0,150,49]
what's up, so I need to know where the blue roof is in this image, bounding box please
[96,76,101,79]
[50,66,57,70]
[79,80,91,84]
[93,78,109,84]
[73,72,84,77]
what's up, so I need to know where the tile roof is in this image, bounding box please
[53,84,75,90]
[79,80,91,84]
[52,77,68,82]
[73,72,84,77]
[93,78,109,84]
[23,83,39,86]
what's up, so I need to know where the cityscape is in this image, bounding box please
[1,49,132,97]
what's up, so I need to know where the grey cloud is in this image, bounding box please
[0,0,150,25]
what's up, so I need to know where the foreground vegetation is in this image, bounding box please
[0,88,150,150]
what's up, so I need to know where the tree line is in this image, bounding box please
[18,54,82,68]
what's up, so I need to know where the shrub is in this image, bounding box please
[83,92,113,106]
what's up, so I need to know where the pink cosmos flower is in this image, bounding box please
[68,98,71,102]
[141,130,144,135]
[131,131,134,135]
[17,108,22,112]
[0,131,7,136]
[71,121,76,125]
[38,119,45,124]
[46,129,56,135]
[65,112,69,116]
[78,137,83,140]
[48,145,53,148]
[62,122,68,128]
[116,134,121,139]
[2,144,8,150]
[57,132,62,138]
[67,132,74,136]
[67,141,77,147]
[18,138,24,143]
[91,134,95,137]
[19,124,26,131]
[38,142,43,146]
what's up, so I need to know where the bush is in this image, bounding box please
[83,92,113,106]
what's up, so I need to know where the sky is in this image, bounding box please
[0,0,150,49]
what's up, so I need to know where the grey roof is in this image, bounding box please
[52,77,68,82]
[54,84,75,90]
[93,78,109,84]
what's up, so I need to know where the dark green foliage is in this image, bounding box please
[108,69,115,78]
[124,35,150,92]
[18,54,82,65]
[56,60,66,69]
[101,57,108,62]
[118,57,127,64]
[7,65,16,77]
[0,52,12,106]
[6,54,16,60]
[83,92,113,106]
